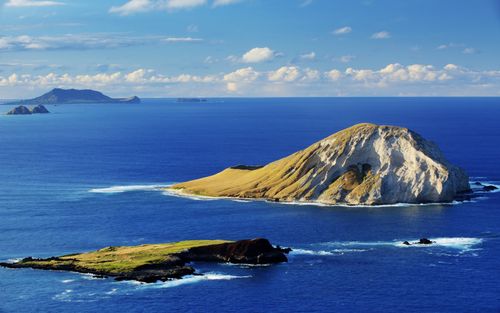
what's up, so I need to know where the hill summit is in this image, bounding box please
[169,123,470,205]
[6,88,140,105]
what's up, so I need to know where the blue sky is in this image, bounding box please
[1,0,500,97]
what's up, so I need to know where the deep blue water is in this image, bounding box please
[0,98,499,313]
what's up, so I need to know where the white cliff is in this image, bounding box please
[170,123,470,205]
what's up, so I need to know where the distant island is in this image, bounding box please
[176,98,207,103]
[4,88,141,105]
[6,104,50,115]
[168,123,471,205]
[0,238,290,283]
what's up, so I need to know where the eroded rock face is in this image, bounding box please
[171,123,470,205]
[179,238,290,264]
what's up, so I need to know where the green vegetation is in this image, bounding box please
[18,240,230,274]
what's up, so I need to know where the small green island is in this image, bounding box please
[0,238,290,283]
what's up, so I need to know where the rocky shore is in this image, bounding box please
[0,238,290,283]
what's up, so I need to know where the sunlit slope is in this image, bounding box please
[170,123,470,205]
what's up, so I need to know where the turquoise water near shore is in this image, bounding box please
[1,98,499,312]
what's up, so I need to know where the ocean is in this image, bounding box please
[0,97,499,312]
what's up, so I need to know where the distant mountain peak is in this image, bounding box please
[5,88,141,105]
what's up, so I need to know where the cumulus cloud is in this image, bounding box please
[326,69,342,81]
[242,47,276,63]
[5,0,65,7]
[371,31,391,39]
[2,63,500,97]
[223,67,259,82]
[333,26,352,35]
[268,66,300,82]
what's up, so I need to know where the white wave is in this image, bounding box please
[105,288,118,295]
[89,184,171,194]
[132,272,251,289]
[331,248,368,253]
[4,258,22,263]
[61,279,75,284]
[162,189,221,201]
[322,237,483,251]
[52,289,73,302]
[80,273,105,280]
[290,249,335,256]
[221,262,271,267]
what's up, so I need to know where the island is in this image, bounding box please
[168,123,471,205]
[30,104,50,114]
[6,105,32,115]
[4,88,140,105]
[177,98,207,103]
[0,238,290,283]
[6,104,50,115]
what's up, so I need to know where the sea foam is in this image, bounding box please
[89,184,171,194]
[321,237,483,251]
[131,273,251,289]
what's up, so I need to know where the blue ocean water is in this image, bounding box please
[0,98,499,313]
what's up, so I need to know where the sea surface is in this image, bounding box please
[0,98,499,313]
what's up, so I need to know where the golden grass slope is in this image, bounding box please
[169,123,470,205]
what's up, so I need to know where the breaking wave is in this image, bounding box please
[321,237,483,251]
[130,273,251,289]
[89,184,171,194]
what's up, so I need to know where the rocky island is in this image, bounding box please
[0,238,290,283]
[6,105,32,115]
[168,123,470,205]
[5,88,140,105]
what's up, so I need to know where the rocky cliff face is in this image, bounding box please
[171,123,470,205]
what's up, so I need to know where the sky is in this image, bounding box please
[1,0,500,98]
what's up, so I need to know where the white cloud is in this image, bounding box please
[333,26,352,35]
[371,31,391,39]
[268,66,300,82]
[326,69,342,81]
[346,68,374,81]
[164,37,203,42]
[109,0,242,14]
[226,82,238,92]
[339,55,355,63]
[0,34,206,52]
[463,47,477,54]
[302,68,320,81]
[300,52,316,60]
[242,47,275,63]
[213,0,241,7]
[223,67,259,82]
[444,64,459,71]
[2,63,500,97]
[299,0,313,7]
[167,0,207,9]
[5,0,65,7]
[109,0,152,15]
